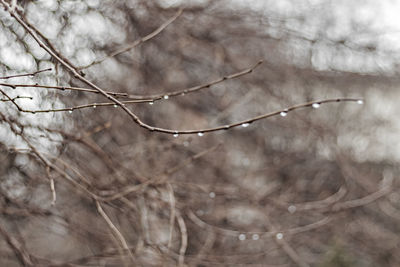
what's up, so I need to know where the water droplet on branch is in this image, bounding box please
[197,132,204,137]
[241,123,250,128]
[163,95,169,100]
[312,103,320,109]
[280,111,287,117]
[288,205,296,214]
[238,234,246,241]
[357,100,364,105]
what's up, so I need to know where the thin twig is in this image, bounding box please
[95,200,136,264]
[276,235,310,267]
[187,209,332,238]
[176,211,188,267]
[1,98,153,114]
[121,60,263,100]
[0,82,129,97]
[0,60,262,101]
[167,183,176,250]
[45,166,56,206]
[0,222,35,266]
[101,144,220,201]
[0,95,33,101]
[79,8,183,70]
[16,9,82,73]
[283,186,347,212]
[268,221,310,267]
[332,176,393,211]
[0,68,52,80]
[138,196,151,244]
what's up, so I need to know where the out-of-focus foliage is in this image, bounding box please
[0,0,399,266]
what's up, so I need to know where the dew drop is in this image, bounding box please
[252,234,260,240]
[149,101,154,105]
[113,104,118,108]
[312,103,320,109]
[209,192,216,198]
[93,105,96,109]
[280,111,287,117]
[241,123,250,128]
[197,132,204,137]
[163,95,169,100]
[238,234,246,241]
[68,109,73,114]
[288,205,296,214]
[357,99,364,105]
[276,233,283,240]
[173,133,179,138]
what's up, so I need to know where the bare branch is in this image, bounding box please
[78,8,184,70]
[0,68,52,80]
[176,211,187,267]
[95,200,136,264]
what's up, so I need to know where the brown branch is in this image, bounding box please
[0,86,364,136]
[1,2,363,136]
[276,236,310,267]
[121,60,263,100]
[78,8,184,70]
[167,183,176,250]
[15,9,82,74]
[0,95,33,101]
[0,68,52,80]
[95,200,136,264]
[187,209,332,238]
[0,60,262,101]
[0,112,102,200]
[101,144,220,201]
[0,222,35,266]
[332,178,393,211]
[176,211,188,267]
[283,186,348,212]
[0,82,129,97]
[45,166,56,206]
